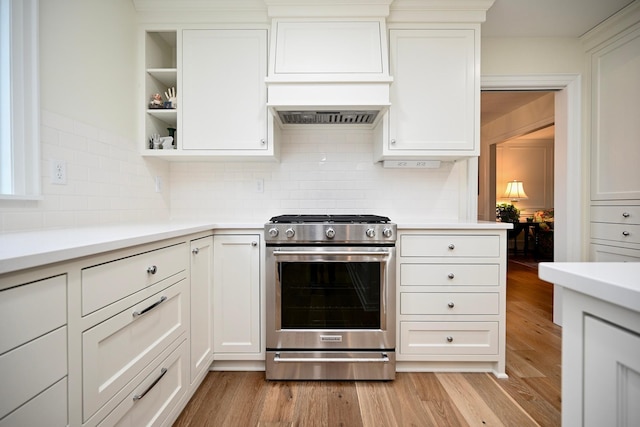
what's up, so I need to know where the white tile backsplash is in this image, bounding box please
[170,129,463,223]
[0,118,466,233]
[0,111,170,233]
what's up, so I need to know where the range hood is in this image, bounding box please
[265,14,393,128]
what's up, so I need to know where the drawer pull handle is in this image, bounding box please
[447,302,455,308]
[622,212,630,218]
[133,296,167,318]
[147,265,158,274]
[447,273,455,279]
[622,231,630,237]
[133,367,167,402]
[192,248,199,255]
[446,336,454,343]
[448,244,455,250]
[252,241,258,247]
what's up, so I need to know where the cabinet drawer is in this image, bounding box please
[400,234,500,257]
[591,205,640,224]
[400,321,498,355]
[590,244,640,262]
[591,222,640,245]
[0,275,66,354]
[97,339,188,427]
[82,243,186,315]
[82,279,187,421]
[400,264,499,286]
[400,292,499,315]
[0,327,67,419]
[0,377,67,427]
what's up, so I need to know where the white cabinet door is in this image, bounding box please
[182,29,268,152]
[386,29,477,156]
[189,236,214,383]
[213,235,261,356]
[584,315,640,427]
[590,26,640,201]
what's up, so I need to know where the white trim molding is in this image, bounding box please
[481,73,583,326]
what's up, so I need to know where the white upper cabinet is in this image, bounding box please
[182,29,272,156]
[375,27,478,161]
[589,24,640,201]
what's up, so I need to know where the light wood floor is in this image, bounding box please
[174,261,561,426]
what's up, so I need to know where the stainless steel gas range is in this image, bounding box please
[264,214,396,380]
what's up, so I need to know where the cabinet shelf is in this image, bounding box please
[146,108,177,127]
[147,68,177,87]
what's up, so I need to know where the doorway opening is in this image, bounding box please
[480,90,555,265]
[480,74,583,326]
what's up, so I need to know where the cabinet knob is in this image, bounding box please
[448,244,455,250]
[447,273,455,279]
[622,212,630,218]
[447,302,455,308]
[252,241,258,246]
[390,139,396,144]
[446,336,454,343]
[147,265,157,274]
[622,231,630,237]
[260,139,265,145]
[192,248,199,255]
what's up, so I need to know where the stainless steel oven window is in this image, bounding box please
[278,260,382,329]
[269,248,393,334]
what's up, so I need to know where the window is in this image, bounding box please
[0,0,40,199]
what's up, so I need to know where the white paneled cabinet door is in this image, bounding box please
[590,26,640,201]
[387,28,477,156]
[583,315,640,427]
[189,236,214,383]
[213,235,261,356]
[182,29,268,151]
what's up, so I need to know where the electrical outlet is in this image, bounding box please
[155,176,162,193]
[255,179,264,193]
[51,160,67,185]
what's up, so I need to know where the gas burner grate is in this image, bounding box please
[269,214,391,224]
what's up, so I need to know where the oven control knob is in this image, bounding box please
[366,228,376,238]
[382,228,393,238]
[325,228,336,239]
[285,228,295,238]
[268,227,279,238]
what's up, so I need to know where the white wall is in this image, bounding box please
[0,0,170,232]
[481,37,584,75]
[39,0,138,137]
[170,129,464,224]
[496,139,555,216]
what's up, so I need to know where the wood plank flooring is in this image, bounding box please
[174,261,561,427]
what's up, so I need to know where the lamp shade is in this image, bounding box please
[503,180,528,201]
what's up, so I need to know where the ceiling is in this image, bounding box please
[482,0,635,38]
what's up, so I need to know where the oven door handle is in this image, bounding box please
[273,352,390,363]
[271,250,391,257]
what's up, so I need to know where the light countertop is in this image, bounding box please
[0,222,264,275]
[539,262,640,313]
[0,220,511,276]
[398,220,513,230]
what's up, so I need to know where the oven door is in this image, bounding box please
[266,245,396,351]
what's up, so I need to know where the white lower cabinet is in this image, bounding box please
[583,315,640,427]
[561,287,640,427]
[0,232,219,427]
[400,322,499,356]
[96,338,188,427]
[82,279,188,423]
[189,236,214,383]
[0,275,68,427]
[213,234,262,359]
[396,229,507,378]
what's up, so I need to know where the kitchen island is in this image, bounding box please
[539,262,640,427]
